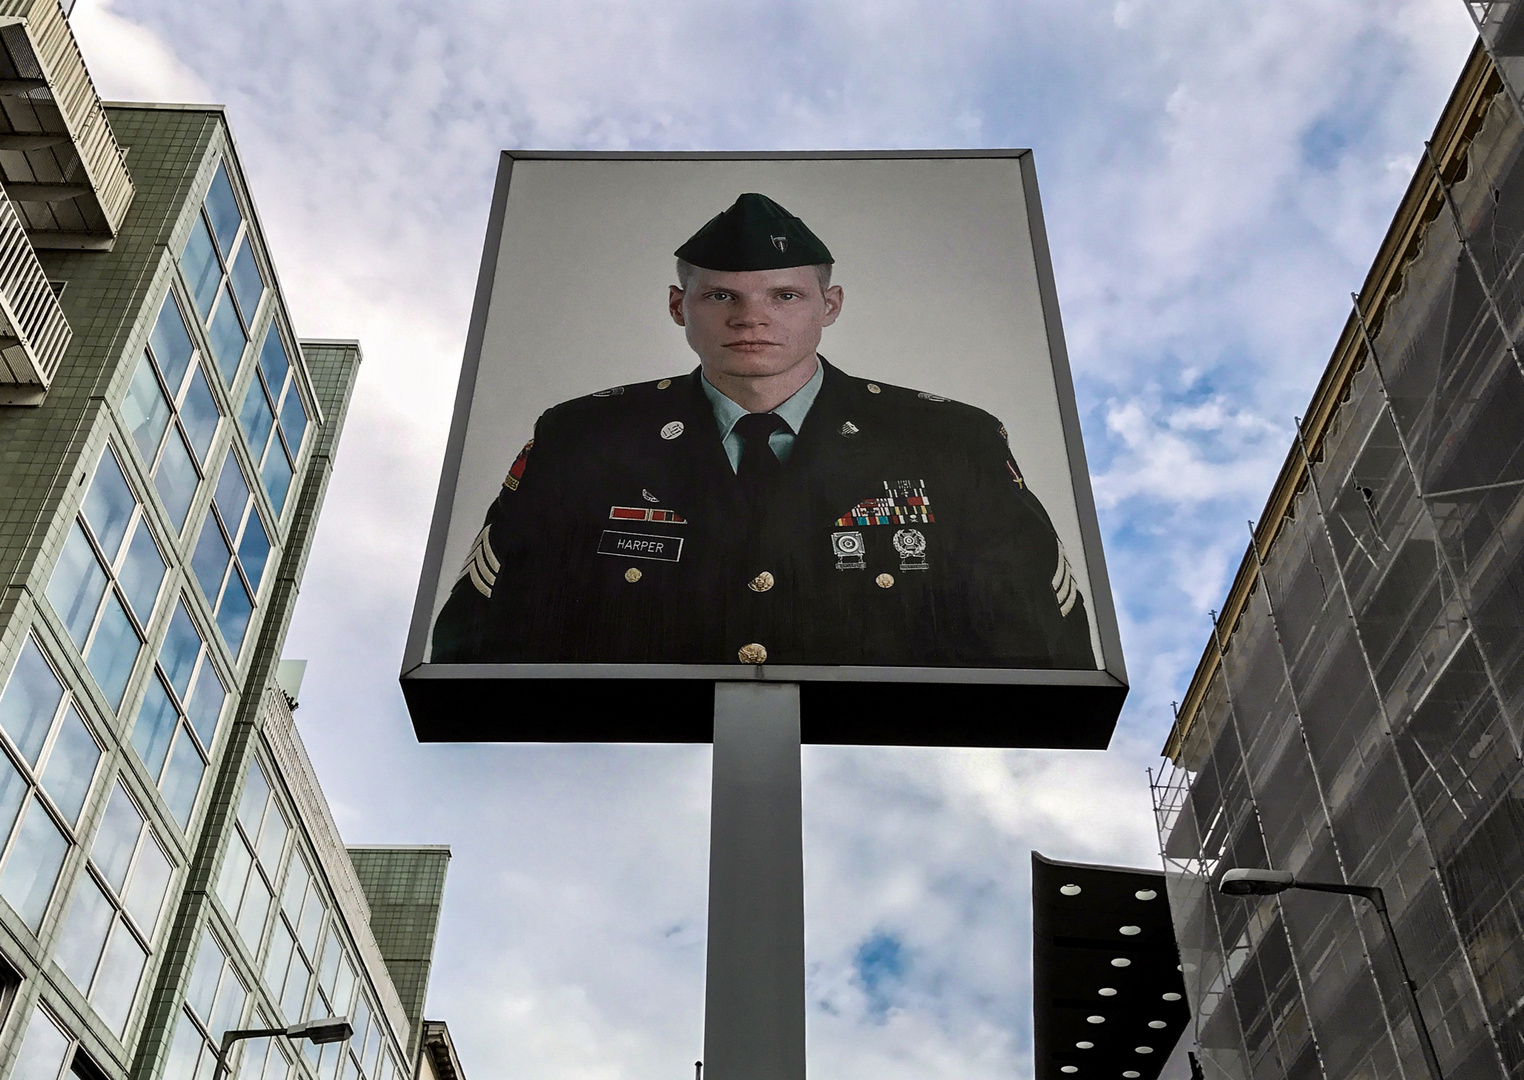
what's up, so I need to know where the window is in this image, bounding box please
[262,848,324,1024]
[302,927,359,1080]
[343,992,388,1080]
[44,448,164,710]
[0,638,102,932]
[163,930,248,1080]
[262,862,396,1080]
[178,162,264,384]
[120,296,222,533]
[10,1006,110,1080]
[128,602,226,831]
[54,782,173,1037]
[317,979,397,1080]
[11,1007,73,1080]
[191,455,273,656]
[237,329,308,517]
[216,759,288,955]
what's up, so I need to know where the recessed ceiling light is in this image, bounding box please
[1060,884,1081,896]
[1135,1046,1154,1054]
[1135,889,1157,900]
[1111,958,1131,967]
[1098,988,1117,997]
[1075,1041,1093,1049]
[1086,1015,1105,1024]
[1119,925,1141,936]
[1163,992,1182,1001]
[1148,1021,1166,1029]
[1061,1068,1077,1075]
[1123,1072,1141,1078]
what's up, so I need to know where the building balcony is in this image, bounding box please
[0,179,69,404]
[0,0,132,250]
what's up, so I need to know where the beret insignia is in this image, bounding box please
[675,192,833,272]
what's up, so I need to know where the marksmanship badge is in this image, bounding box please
[893,528,928,571]
[832,530,866,570]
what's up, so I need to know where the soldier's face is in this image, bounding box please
[668,266,843,380]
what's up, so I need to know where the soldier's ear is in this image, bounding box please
[821,284,843,327]
[669,285,687,326]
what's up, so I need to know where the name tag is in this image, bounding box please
[598,530,683,562]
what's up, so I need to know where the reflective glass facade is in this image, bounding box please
[1155,49,1524,1080]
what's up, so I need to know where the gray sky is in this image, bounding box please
[71,2,1478,1077]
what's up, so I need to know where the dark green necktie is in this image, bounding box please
[735,411,787,494]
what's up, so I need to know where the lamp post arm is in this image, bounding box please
[1293,882,1444,1080]
[1286,879,1381,903]
[212,1028,288,1080]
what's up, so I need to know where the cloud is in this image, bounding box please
[68,1,1480,1079]
[69,0,209,102]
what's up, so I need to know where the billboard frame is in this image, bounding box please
[401,149,1127,746]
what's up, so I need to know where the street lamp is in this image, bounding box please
[211,1017,353,1080]
[1218,868,1443,1080]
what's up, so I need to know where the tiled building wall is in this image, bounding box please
[345,849,450,1059]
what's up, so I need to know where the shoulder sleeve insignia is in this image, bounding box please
[1052,541,1079,617]
[1006,458,1025,489]
[503,439,533,491]
[457,525,500,598]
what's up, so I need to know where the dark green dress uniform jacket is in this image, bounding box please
[431,358,1094,668]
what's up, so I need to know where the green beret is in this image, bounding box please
[675,192,833,272]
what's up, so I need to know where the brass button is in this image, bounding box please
[867,383,881,394]
[876,573,895,589]
[738,643,768,664]
[658,378,672,389]
[749,571,775,593]
[624,567,642,583]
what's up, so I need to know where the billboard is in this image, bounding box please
[402,151,1126,746]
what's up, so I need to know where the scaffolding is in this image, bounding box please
[1155,41,1524,1080]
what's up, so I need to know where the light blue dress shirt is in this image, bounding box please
[700,360,826,473]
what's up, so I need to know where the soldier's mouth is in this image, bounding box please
[724,340,781,351]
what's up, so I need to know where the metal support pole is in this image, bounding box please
[1461,3,1524,127]
[1295,881,1446,1080]
[704,681,806,1080]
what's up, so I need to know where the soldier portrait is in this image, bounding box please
[427,185,1099,670]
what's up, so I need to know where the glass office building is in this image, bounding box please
[1153,36,1524,1080]
[0,8,464,1080]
